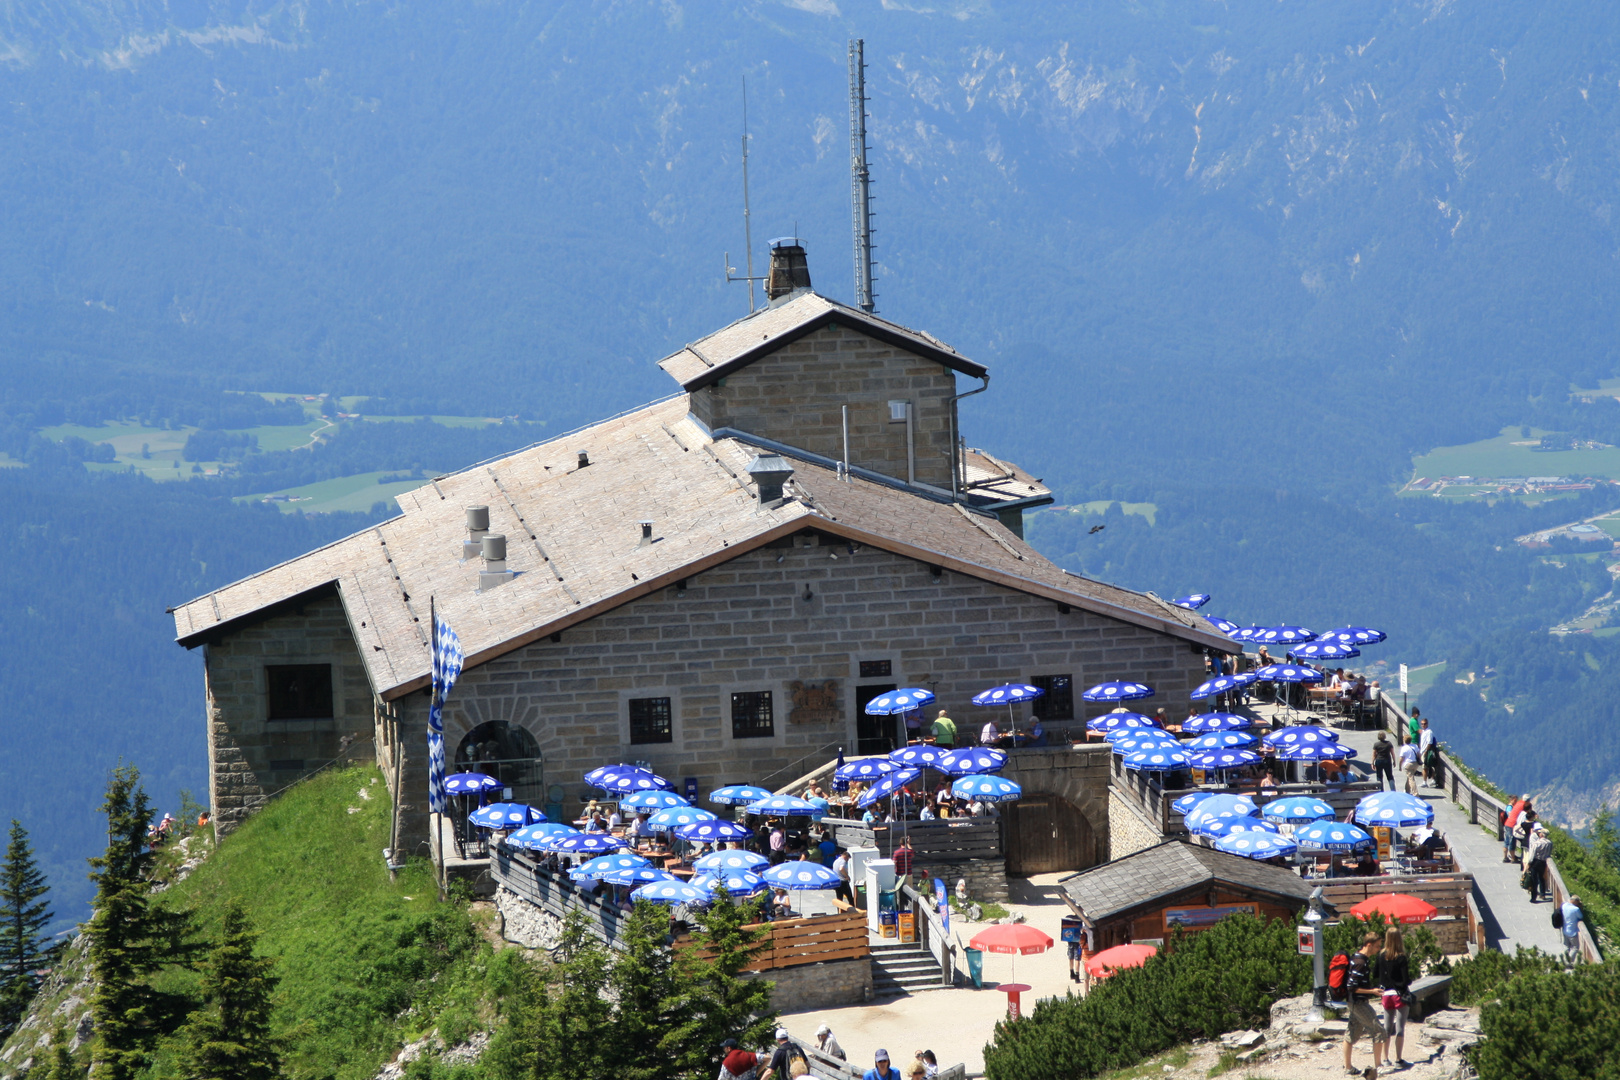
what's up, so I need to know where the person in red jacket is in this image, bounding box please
[719,1039,759,1080]
[1503,795,1529,862]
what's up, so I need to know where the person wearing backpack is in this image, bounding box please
[1342,933,1387,1076]
[1376,927,1414,1069]
[759,1029,810,1080]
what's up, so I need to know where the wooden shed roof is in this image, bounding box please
[1060,840,1318,924]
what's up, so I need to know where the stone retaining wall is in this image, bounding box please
[1109,788,1164,861]
[750,958,873,1012]
[913,857,1009,903]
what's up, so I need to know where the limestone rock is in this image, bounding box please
[1220,1030,1265,1049]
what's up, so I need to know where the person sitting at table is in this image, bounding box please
[1353,852,1380,877]
[585,812,608,833]
[1259,771,1278,792]
[918,801,936,821]
[1257,645,1273,666]
[861,803,880,825]
[607,806,623,831]
[1026,718,1048,746]
[805,780,827,800]
[980,718,1002,746]
[633,812,655,840]
[770,888,794,920]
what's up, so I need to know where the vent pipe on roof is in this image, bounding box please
[746,454,795,508]
[478,533,514,593]
[765,238,812,306]
[462,505,490,560]
[639,521,654,547]
[577,451,590,469]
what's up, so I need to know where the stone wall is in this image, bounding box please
[1001,744,1114,869]
[1109,788,1166,862]
[688,323,958,488]
[914,858,1009,904]
[202,593,375,834]
[750,958,873,1012]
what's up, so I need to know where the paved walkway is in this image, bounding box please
[1266,704,1566,955]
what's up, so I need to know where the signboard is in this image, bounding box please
[1163,903,1256,931]
[1399,664,1409,694]
[1060,915,1085,943]
[1298,927,1316,955]
[934,877,950,936]
[684,777,699,800]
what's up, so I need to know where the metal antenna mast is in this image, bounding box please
[725,77,765,312]
[848,39,876,313]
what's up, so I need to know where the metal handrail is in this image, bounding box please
[762,740,845,793]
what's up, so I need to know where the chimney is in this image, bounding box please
[577,450,590,469]
[461,505,490,560]
[765,238,812,305]
[638,521,654,547]
[478,533,514,592]
[746,454,795,506]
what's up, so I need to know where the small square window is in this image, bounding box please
[266,664,333,720]
[1031,674,1074,720]
[888,400,909,422]
[731,691,775,739]
[629,697,673,745]
[859,659,893,678]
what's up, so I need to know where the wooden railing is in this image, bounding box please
[1320,873,1476,952]
[820,817,1002,862]
[491,846,632,948]
[901,881,958,988]
[675,907,869,972]
[1374,695,1602,963]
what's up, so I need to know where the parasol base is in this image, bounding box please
[998,983,1033,1019]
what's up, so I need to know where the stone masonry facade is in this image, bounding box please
[687,323,959,488]
[203,593,375,833]
[374,534,1207,853]
[1108,788,1167,862]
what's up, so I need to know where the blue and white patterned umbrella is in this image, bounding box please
[835,757,898,781]
[1082,681,1155,702]
[951,774,1023,803]
[693,850,771,873]
[1191,675,1246,700]
[1181,713,1253,734]
[647,806,719,832]
[572,853,652,878]
[553,833,630,855]
[1123,749,1189,771]
[631,880,712,905]
[696,869,768,896]
[1173,792,1213,816]
[1088,712,1157,733]
[1192,814,1278,838]
[1174,593,1212,609]
[506,822,577,849]
[1276,741,1357,763]
[1253,664,1323,684]
[1184,794,1260,829]
[468,803,545,829]
[1188,731,1259,751]
[1256,626,1317,645]
[1292,641,1361,661]
[1317,627,1388,646]
[1233,671,1259,686]
[1353,792,1435,828]
[1188,748,1262,771]
[1294,821,1375,852]
[972,683,1046,706]
[621,790,690,811]
[594,865,679,887]
[1203,614,1240,636]
[675,819,755,843]
[1261,796,1336,824]
[856,768,922,809]
[863,687,937,714]
[1231,626,1268,642]
[444,772,502,796]
[1110,732,1183,755]
[1264,727,1340,749]
[1216,832,1299,860]
[761,862,842,890]
[889,744,949,767]
[745,795,826,819]
[709,785,774,806]
[936,747,1008,775]
[588,765,677,794]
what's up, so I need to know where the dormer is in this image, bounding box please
[658,243,987,492]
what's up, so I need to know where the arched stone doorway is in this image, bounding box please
[455,721,547,808]
[1002,792,1098,875]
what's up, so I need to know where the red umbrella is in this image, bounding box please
[1351,893,1437,924]
[969,923,1053,991]
[1085,942,1158,980]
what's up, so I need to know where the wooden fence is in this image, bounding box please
[1320,873,1476,952]
[821,817,1002,862]
[674,907,869,972]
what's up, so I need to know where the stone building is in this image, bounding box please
[172,245,1235,868]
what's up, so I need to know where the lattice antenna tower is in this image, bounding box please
[849,39,876,314]
[724,77,766,312]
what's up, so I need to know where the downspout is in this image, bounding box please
[948,375,990,502]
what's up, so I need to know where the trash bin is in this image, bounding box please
[965,946,984,989]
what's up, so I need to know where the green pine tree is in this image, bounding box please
[86,765,200,1080]
[661,895,775,1077]
[178,901,281,1080]
[0,820,64,1041]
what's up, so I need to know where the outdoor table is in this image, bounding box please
[998,982,1033,1019]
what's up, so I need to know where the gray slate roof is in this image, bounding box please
[1061,840,1317,924]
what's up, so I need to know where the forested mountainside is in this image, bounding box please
[4,0,1620,923]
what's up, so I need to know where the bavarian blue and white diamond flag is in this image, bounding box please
[428,610,464,814]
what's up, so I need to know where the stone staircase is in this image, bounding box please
[869,938,948,998]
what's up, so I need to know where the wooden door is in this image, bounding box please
[1003,793,1096,875]
[855,684,897,755]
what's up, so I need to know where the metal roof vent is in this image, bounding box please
[765,238,812,305]
[461,505,490,560]
[478,533,514,592]
[746,454,794,507]
[638,520,654,547]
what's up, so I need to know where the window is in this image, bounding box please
[859,659,893,678]
[266,664,333,720]
[1031,674,1074,720]
[629,697,674,745]
[731,691,775,739]
[888,400,909,423]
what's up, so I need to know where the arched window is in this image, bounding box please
[454,722,544,804]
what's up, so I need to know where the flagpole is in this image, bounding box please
[430,595,444,896]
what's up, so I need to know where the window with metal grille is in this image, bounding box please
[858,659,892,678]
[731,691,775,739]
[629,697,673,745]
[266,664,333,720]
[1031,674,1074,720]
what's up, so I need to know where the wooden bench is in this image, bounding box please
[1410,974,1451,1019]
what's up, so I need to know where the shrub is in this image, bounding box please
[1449,946,1564,1006]
[1472,959,1620,1080]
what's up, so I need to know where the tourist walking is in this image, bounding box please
[864,1049,900,1080]
[1342,933,1388,1076]
[1398,739,1421,795]
[1503,795,1530,861]
[1417,717,1438,787]
[914,1050,939,1078]
[759,1028,809,1080]
[1376,927,1413,1069]
[1372,732,1395,791]
[1526,823,1553,902]
[1559,895,1585,967]
[815,1025,845,1061]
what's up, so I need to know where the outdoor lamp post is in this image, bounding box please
[1304,886,1327,1020]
